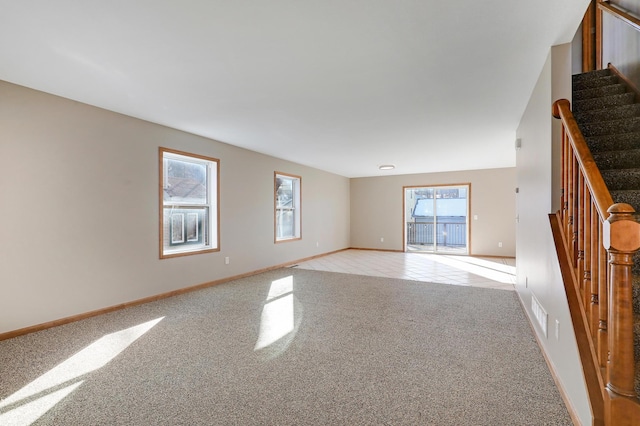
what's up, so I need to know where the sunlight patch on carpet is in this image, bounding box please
[255,276,295,351]
[0,317,164,425]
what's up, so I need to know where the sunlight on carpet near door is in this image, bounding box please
[294,249,516,291]
[430,255,516,283]
[0,317,164,426]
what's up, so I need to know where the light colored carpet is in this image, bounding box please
[0,269,571,425]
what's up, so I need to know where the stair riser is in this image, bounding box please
[572,69,611,83]
[635,320,640,367]
[575,104,640,125]
[594,152,640,170]
[586,133,640,153]
[581,119,640,137]
[630,273,639,398]
[609,190,640,212]
[574,93,636,113]
[573,75,618,91]
[601,170,640,190]
[574,84,627,101]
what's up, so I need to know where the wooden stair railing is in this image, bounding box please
[552,99,640,425]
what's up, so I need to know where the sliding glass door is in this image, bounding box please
[404,185,469,254]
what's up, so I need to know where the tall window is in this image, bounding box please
[160,148,219,258]
[275,172,301,242]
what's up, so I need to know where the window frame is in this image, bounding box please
[159,147,220,259]
[274,172,302,243]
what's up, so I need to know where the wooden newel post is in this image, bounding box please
[603,203,640,398]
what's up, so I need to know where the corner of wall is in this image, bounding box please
[515,44,592,425]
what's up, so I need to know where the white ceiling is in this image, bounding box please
[0,1,588,177]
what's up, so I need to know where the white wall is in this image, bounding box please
[572,22,583,75]
[602,11,640,87]
[602,9,640,88]
[0,81,350,334]
[515,44,592,425]
[350,168,516,256]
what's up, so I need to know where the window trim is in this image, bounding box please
[274,171,302,243]
[159,147,220,259]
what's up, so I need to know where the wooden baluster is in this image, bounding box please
[565,133,569,228]
[566,129,571,234]
[561,125,567,227]
[582,189,592,332]
[598,217,609,369]
[577,173,586,305]
[568,152,576,264]
[603,203,639,400]
[566,143,571,249]
[573,158,580,268]
[589,201,599,339]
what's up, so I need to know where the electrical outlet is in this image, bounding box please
[498,242,503,247]
[225,256,230,265]
[316,241,319,247]
[380,237,384,242]
[555,320,560,340]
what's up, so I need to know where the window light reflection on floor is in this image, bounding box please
[445,255,516,275]
[0,317,164,426]
[254,276,295,351]
[429,255,516,283]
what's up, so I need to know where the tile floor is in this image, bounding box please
[293,249,516,291]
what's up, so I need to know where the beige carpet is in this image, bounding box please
[0,268,571,425]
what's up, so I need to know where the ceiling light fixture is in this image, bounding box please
[379,164,395,170]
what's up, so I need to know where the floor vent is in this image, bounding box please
[531,294,548,337]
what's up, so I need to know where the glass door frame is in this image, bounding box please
[403,183,471,254]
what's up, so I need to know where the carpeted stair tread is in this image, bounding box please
[579,116,640,137]
[573,84,628,101]
[636,358,640,399]
[574,103,640,125]
[601,168,640,191]
[574,92,636,112]
[592,148,640,170]
[609,189,640,212]
[635,314,640,396]
[572,68,611,83]
[634,254,640,276]
[585,132,640,153]
[573,75,618,91]
[634,278,640,397]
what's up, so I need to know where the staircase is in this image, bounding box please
[569,67,640,414]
